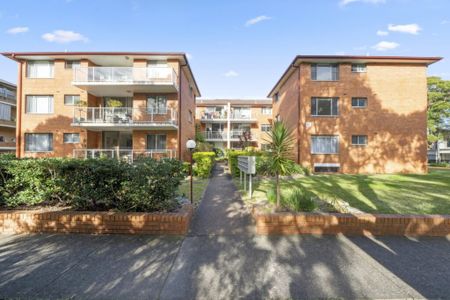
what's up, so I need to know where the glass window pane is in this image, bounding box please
[317,99,331,115]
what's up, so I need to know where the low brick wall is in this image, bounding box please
[253,208,450,236]
[0,204,193,235]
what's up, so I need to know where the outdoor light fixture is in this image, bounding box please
[186,139,196,203]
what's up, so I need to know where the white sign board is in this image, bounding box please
[238,156,256,174]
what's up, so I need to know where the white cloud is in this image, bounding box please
[376,30,389,36]
[6,26,29,34]
[42,30,88,43]
[245,15,271,27]
[388,23,421,34]
[372,41,399,51]
[224,70,239,77]
[339,0,385,6]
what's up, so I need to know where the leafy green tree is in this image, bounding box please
[263,121,296,209]
[428,77,450,144]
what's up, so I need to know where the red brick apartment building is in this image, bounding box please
[268,55,442,174]
[0,79,16,153]
[2,52,200,161]
[196,99,272,150]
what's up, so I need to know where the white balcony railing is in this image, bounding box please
[204,131,227,140]
[200,111,227,121]
[73,67,178,86]
[230,130,257,140]
[231,111,252,120]
[203,130,257,141]
[73,148,175,163]
[72,107,178,127]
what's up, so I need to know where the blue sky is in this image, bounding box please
[0,0,449,98]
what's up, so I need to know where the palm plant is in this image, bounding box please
[263,121,296,209]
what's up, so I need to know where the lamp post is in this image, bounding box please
[186,139,196,204]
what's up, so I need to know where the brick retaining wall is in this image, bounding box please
[253,207,450,236]
[0,204,193,235]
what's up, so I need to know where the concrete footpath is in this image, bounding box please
[1,164,450,299]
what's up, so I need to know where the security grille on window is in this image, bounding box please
[261,124,272,132]
[351,97,367,108]
[0,103,11,121]
[311,97,339,116]
[261,107,272,115]
[311,64,339,81]
[147,96,167,114]
[25,133,53,152]
[351,64,367,73]
[352,135,367,146]
[147,134,167,150]
[311,136,339,154]
[63,133,80,143]
[27,61,54,78]
[65,60,81,69]
[64,95,81,105]
[26,95,54,114]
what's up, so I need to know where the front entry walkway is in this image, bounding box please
[1,163,449,299]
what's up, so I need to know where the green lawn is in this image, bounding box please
[178,177,210,205]
[239,169,450,215]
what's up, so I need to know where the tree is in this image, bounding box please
[263,121,296,210]
[427,77,450,144]
[238,130,252,149]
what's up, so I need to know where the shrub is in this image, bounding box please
[283,187,316,212]
[196,141,214,152]
[0,156,185,212]
[193,151,215,178]
[227,149,261,177]
[266,187,276,203]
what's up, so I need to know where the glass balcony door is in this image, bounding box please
[102,131,132,149]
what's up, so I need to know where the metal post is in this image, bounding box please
[240,170,242,186]
[190,151,193,204]
[244,172,246,192]
[249,174,252,198]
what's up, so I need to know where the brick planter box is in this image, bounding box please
[0,204,193,235]
[252,207,450,236]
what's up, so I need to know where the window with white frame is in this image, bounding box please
[351,64,367,73]
[311,64,339,81]
[0,103,11,121]
[311,97,339,116]
[65,60,81,69]
[64,95,81,106]
[352,135,367,146]
[188,110,193,123]
[147,96,167,114]
[26,95,54,114]
[63,133,80,144]
[351,97,367,108]
[311,136,339,154]
[25,133,53,152]
[261,107,272,115]
[27,61,54,78]
[147,134,167,150]
[261,124,272,132]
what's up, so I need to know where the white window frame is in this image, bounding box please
[64,95,81,106]
[63,133,80,144]
[311,97,339,116]
[352,135,367,146]
[351,97,367,108]
[25,133,53,152]
[27,61,54,78]
[0,103,12,121]
[261,107,272,115]
[311,64,339,81]
[26,95,54,114]
[351,64,367,73]
[311,136,339,154]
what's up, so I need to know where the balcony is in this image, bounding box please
[72,107,178,130]
[230,111,257,123]
[230,130,258,141]
[73,148,175,163]
[204,131,227,141]
[199,111,227,123]
[72,67,179,96]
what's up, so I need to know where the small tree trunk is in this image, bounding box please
[276,172,280,210]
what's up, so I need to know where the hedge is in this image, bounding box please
[192,151,215,178]
[0,155,185,212]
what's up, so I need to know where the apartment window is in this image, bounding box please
[311,97,339,116]
[63,133,80,144]
[147,96,167,114]
[275,114,281,122]
[261,107,272,115]
[0,103,11,121]
[147,60,168,67]
[314,163,340,173]
[25,133,53,152]
[188,110,193,123]
[352,97,367,108]
[0,136,4,142]
[26,95,54,114]
[64,95,81,106]
[311,136,339,154]
[261,124,272,132]
[352,135,367,146]
[274,92,279,102]
[311,64,339,81]
[65,60,81,69]
[352,64,367,73]
[147,134,167,150]
[27,61,54,78]
[261,144,270,151]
